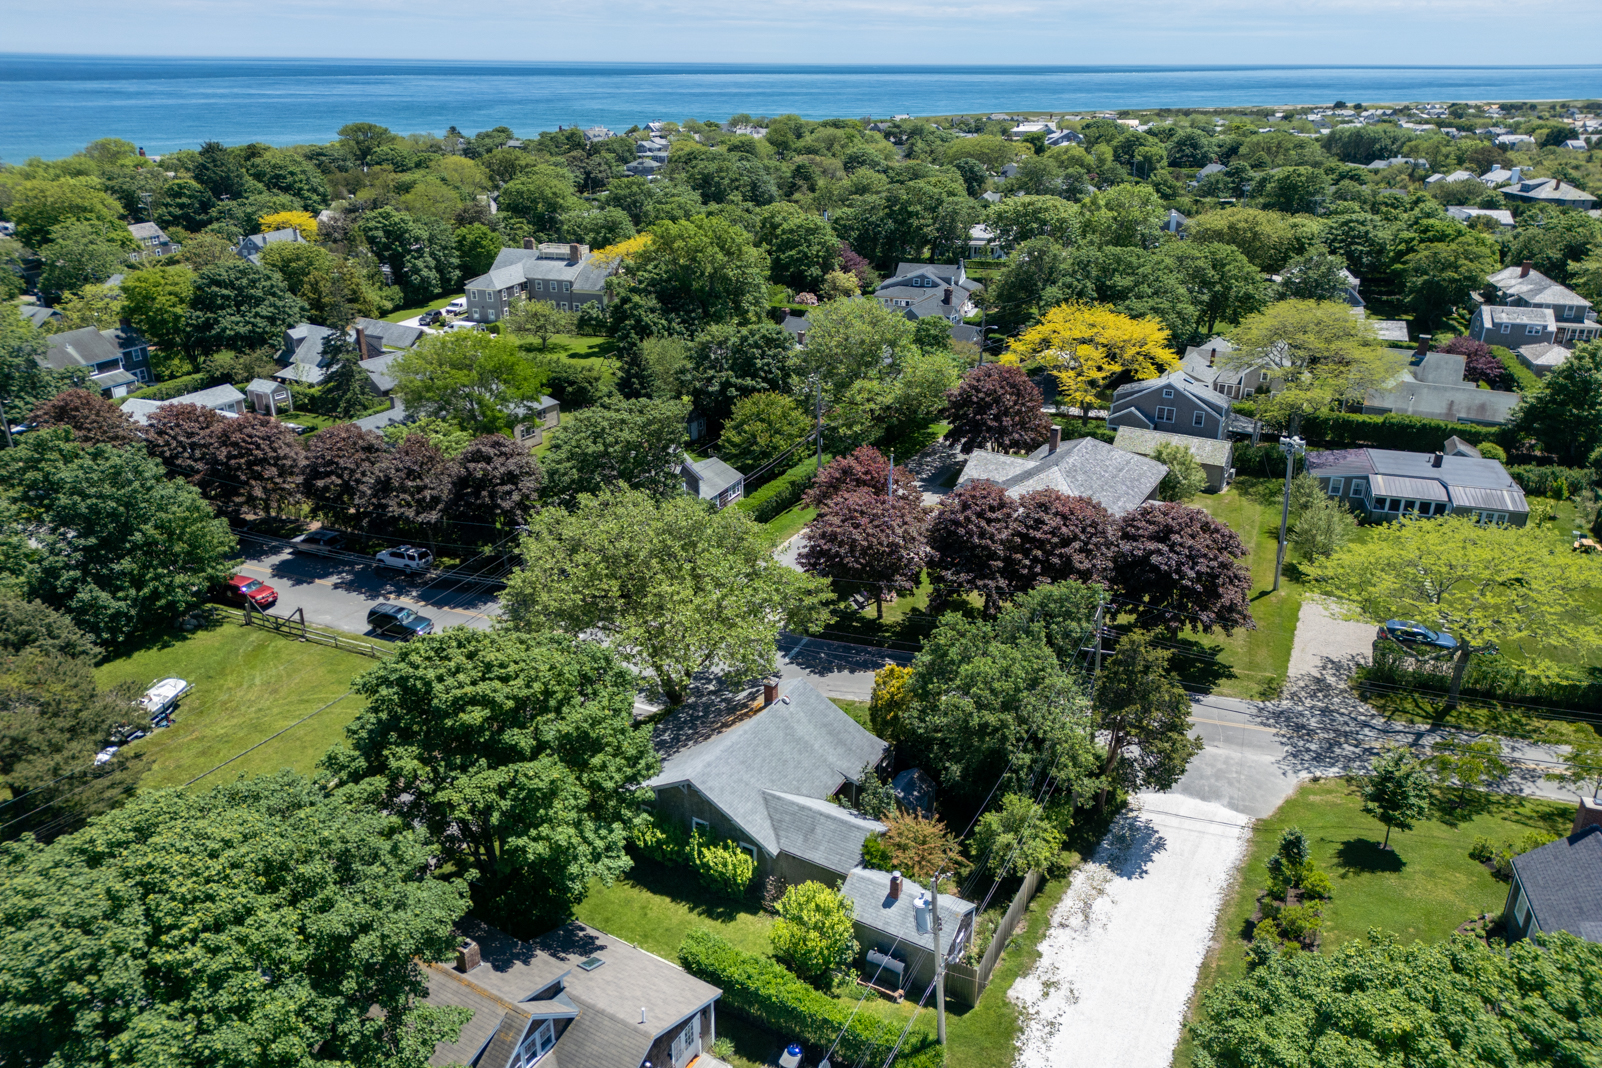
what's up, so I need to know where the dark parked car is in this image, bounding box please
[1382,619,1457,650]
[367,601,434,639]
[419,309,442,326]
[292,529,348,556]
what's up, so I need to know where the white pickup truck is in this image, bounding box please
[375,545,434,574]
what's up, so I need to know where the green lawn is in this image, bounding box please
[1174,778,1574,1068]
[96,623,371,790]
[1181,478,1315,698]
[575,858,777,961]
[762,504,815,548]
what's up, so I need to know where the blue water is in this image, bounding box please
[3,55,1601,162]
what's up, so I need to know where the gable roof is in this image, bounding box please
[644,679,886,861]
[1112,369,1232,419]
[42,326,121,370]
[354,317,425,350]
[1489,265,1593,310]
[1113,426,1233,468]
[762,791,886,875]
[956,436,1168,516]
[467,245,614,295]
[683,455,744,500]
[361,352,403,393]
[1518,342,1569,369]
[841,868,977,956]
[429,920,721,1068]
[1306,447,1528,513]
[1510,825,1602,942]
[237,227,304,263]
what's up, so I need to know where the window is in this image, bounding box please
[512,1020,555,1068]
[563,282,571,292]
[1259,371,1269,383]
[1527,325,1542,335]
[737,842,757,862]
[535,280,543,291]
[1350,479,1368,499]
[1155,406,1176,422]
[1327,478,1344,497]
[1161,388,1174,398]
[691,818,709,835]
[1564,306,1575,319]
[1387,498,1401,512]
[1500,322,1511,334]
[1193,411,1206,427]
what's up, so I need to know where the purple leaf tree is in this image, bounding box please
[1112,502,1254,635]
[944,364,1054,455]
[797,488,928,618]
[927,480,1017,616]
[1008,489,1116,592]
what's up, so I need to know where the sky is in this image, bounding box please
[7,0,1599,65]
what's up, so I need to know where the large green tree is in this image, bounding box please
[1161,241,1269,335]
[0,305,63,425]
[795,295,916,399]
[1307,516,1602,702]
[768,214,839,292]
[1091,630,1204,810]
[38,221,134,298]
[497,166,583,233]
[0,432,236,646]
[624,215,770,334]
[1403,235,1500,329]
[390,330,548,436]
[324,629,655,933]
[687,320,798,427]
[8,178,123,250]
[1510,340,1602,464]
[185,259,307,355]
[0,771,471,1068]
[1190,930,1602,1068]
[538,396,689,505]
[502,486,830,705]
[1225,299,1404,429]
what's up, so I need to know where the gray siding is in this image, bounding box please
[1108,385,1225,440]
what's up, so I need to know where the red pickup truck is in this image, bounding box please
[220,574,278,609]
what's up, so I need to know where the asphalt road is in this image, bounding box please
[233,540,499,639]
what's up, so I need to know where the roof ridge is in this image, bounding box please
[423,961,531,1017]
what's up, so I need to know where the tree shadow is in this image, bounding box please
[1160,633,1238,693]
[621,857,764,925]
[1236,477,1284,506]
[1334,838,1406,875]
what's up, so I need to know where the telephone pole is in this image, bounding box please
[814,376,824,476]
[930,872,947,1045]
[1272,435,1306,592]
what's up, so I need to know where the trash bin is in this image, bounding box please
[778,1043,803,1068]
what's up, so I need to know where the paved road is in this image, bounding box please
[233,540,499,639]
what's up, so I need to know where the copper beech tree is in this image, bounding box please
[943,363,1053,455]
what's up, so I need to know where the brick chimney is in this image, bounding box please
[355,326,368,357]
[569,243,582,262]
[523,237,535,250]
[1208,347,1218,367]
[1432,452,1444,468]
[1048,425,1061,454]
[1520,260,1532,278]
[1414,336,1429,357]
[889,871,903,899]
[943,286,953,304]
[763,679,779,706]
[1573,797,1602,836]
[455,938,480,972]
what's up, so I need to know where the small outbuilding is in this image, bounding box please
[839,868,978,1004]
[1112,426,1234,493]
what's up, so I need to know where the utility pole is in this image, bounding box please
[0,397,12,449]
[814,377,824,476]
[976,308,987,366]
[1272,434,1306,592]
[930,872,947,1045]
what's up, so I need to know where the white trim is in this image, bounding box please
[1327,477,1344,496]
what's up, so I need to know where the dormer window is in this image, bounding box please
[512,1020,555,1068]
[1162,389,1174,398]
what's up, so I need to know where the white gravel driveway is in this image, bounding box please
[1010,793,1252,1068]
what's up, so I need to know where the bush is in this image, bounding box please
[1509,465,1593,498]
[117,372,211,403]
[735,453,826,524]
[1245,934,1281,969]
[1300,411,1506,453]
[690,832,755,900]
[630,812,690,866]
[861,832,893,871]
[1276,903,1323,942]
[1469,835,1496,863]
[1299,868,1332,900]
[1364,639,1602,714]
[1476,441,1507,462]
[678,930,944,1068]
[771,881,859,986]
[1490,344,1543,394]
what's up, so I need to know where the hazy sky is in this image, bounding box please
[9,0,1597,64]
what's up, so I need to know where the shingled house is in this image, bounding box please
[464,241,614,324]
[645,679,888,887]
[956,427,1167,515]
[1305,443,1528,526]
[424,919,722,1068]
[1503,802,1602,944]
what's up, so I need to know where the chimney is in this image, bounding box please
[355,326,368,357]
[1048,425,1061,454]
[889,871,903,900]
[454,938,481,973]
[1573,797,1602,836]
[569,243,582,262]
[523,237,535,250]
[763,679,779,706]
[943,286,953,304]
[1432,452,1444,468]
[1519,260,1532,278]
[1414,336,1429,357]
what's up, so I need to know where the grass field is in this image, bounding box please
[380,293,463,323]
[96,623,372,791]
[1174,778,1575,1067]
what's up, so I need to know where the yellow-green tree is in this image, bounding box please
[1225,299,1403,430]
[258,210,318,241]
[1003,302,1175,420]
[868,662,913,743]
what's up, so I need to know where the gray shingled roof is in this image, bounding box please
[1510,826,1602,942]
[644,678,887,860]
[956,436,1167,516]
[684,455,744,500]
[466,246,614,296]
[1489,265,1592,310]
[354,317,425,350]
[1518,342,1569,370]
[1365,375,1521,425]
[762,791,885,875]
[423,965,527,1068]
[355,398,411,432]
[841,868,977,956]
[1306,447,1528,513]
[360,352,402,393]
[1113,426,1233,468]
[43,327,121,370]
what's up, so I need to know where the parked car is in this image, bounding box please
[94,746,119,765]
[444,319,480,333]
[140,677,191,726]
[375,545,434,573]
[281,422,312,435]
[444,297,467,316]
[418,309,442,326]
[367,601,434,639]
[1382,619,1457,650]
[219,574,278,609]
[292,529,348,556]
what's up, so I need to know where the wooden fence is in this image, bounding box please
[213,604,392,659]
[942,868,1045,1005]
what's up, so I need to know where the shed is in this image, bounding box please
[1112,426,1234,492]
[682,455,745,509]
[247,377,292,415]
[891,768,935,815]
[839,868,978,1003]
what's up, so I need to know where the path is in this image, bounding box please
[1011,794,1252,1068]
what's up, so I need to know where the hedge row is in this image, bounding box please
[118,373,212,403]
[1050,416,1118,445]
[1490,345,1543,394]
[630,815,753,899]
[1363,641,1602,714]
[737,454,828,524]
[678,930,944,1068]
[1300,411,1506,453]
[1509,465,1594,497]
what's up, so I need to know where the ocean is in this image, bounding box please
[3,56,1601,162]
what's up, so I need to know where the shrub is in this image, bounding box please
[630,812,690,866]
[1152,441,1207,501]
[1245,935,1281,969]
[1299,868,1332,900]
[1276,827,1310,868]
[880,811,965,883]
[735,453,826,523]
[690,832,755,899]
[1300,410,1505,453]
[1476,441,1507,462]
[861,832,892,871]
[117,372,211,403]
[1469,835,1496,863]
[1509,465,1593,498]
[1276,904,1323,942]
[679,930,944,1068]
[771,881,859,986]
